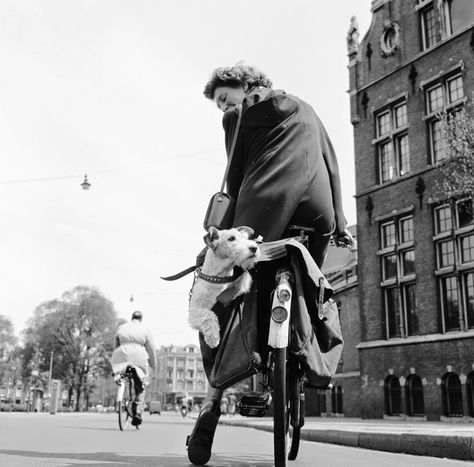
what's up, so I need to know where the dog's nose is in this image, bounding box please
[249,246,258,253]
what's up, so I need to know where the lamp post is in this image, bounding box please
[48,351,54,399]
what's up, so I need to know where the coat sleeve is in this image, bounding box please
[145,330,157,369]
[318,117,347,234]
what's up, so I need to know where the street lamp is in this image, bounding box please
[81,174,91,190]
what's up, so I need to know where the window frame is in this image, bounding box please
[434,199,474,332]
[380,215,418,338]
[424,72,465,164]
[374,100,410,184]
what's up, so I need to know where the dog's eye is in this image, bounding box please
[228,236,235,242]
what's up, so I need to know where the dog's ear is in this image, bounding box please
[204,226,220,249]
[236,226,254,238]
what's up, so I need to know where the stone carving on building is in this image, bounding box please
[347,16,360,55]
[380,20,400,57]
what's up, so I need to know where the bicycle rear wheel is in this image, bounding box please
[272,347,288,467]
[118,380,131,431]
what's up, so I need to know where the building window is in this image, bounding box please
[441,372,463,417]
[384,375,402,416]
[458,199,473,228]
[374,101,410,184]
[425,73,464,163]
[316,389,327,416]
[405,374,425,417]
[419,2,438,50]
[465,272,474,328]
[446,0,474,35]
[435,205,452,234]
[331,386,344,415]
[466,371,474,417]
[382,221,396,248]
[380,216,418,338]
[434,200,474,332]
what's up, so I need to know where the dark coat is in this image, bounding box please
[223,88,347,259]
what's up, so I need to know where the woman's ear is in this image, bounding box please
[203,226,220,249]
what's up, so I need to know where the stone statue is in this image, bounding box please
[347,15,360,55]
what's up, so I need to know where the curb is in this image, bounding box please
[217,419,474,461]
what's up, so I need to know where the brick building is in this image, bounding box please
[349,0,474,420]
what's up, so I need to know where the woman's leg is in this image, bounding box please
[187,385,223,465]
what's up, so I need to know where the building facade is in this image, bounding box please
[321,225,361,418]
[149,344,208,409]
[350,0,474,420]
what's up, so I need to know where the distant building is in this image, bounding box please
[349,0,474,420]
[149,344,208,409]
[321,225,361,417]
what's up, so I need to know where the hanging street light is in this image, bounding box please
[81,174,91,190]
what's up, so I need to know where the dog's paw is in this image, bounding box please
[204,331,220,349]
[201,311,221,349]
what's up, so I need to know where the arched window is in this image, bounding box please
[336,386,344,414]
[466,371,474,417]
[405,374,425,416]
[316,389,327,415]
[384,375,402,416]
[441,372,463,417]
[331,386,337,413]
[330,385,344,415]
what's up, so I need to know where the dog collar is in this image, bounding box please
[195,267,234,284]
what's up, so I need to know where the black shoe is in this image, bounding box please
[186,401,221,465]
[131,413,142,426]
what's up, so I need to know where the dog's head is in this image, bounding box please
[204,226,260,270]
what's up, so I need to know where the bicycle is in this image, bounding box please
[239,225,340,466]
[116,365,140,431]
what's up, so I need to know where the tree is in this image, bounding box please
[0,316,20,403]
[22,286,120,411]
[432,98,474,201]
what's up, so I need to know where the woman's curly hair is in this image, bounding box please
[203,65,273,100]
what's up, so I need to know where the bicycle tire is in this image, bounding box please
[288,358,303,461]
[273,347,288,467]
[118,379,131,431]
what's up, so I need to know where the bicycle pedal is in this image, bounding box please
[238,393,271,417]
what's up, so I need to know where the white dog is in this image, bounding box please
[188,226,260,348]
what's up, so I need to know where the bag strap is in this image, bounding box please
[219,105,243,194]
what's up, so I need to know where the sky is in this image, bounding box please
[0,0,373,347]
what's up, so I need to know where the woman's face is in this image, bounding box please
[213,84,248,112]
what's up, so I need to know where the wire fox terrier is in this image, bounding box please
[188,226,260,348]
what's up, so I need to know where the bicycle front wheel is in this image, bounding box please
[288,357,304,460]
[273,347,288,467]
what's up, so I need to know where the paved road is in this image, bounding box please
[0,411,471,466]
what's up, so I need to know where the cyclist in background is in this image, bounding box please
[111,311,156,427]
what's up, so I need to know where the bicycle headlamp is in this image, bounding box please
[277,287,291,302]
[271,305,288,323]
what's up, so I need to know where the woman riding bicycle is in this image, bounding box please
[111,311,156,427]
[187,64,354,465]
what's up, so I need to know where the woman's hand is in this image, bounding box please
[334,229,355,248]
